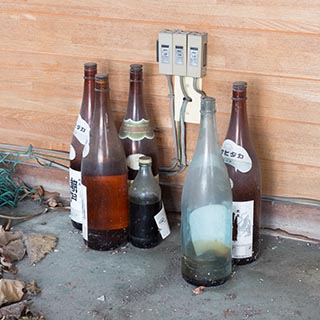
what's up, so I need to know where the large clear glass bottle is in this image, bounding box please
[181,97,232,287]
[81,74,128,251]
[129,156,162,248]
[69,62,97,230]
[222,81,261,264]
[119,64,159,183]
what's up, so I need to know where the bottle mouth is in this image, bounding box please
[232,81,247,91]
[84,62,97,70]
[200,96,216,114]
[94,73,110,91]
[139,156,152,165]
[130,64,143,73]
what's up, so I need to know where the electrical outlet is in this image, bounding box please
[174,76,202,124]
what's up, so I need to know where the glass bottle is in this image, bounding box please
[69,62,97,230]
[81,74,128,251]
[181,97,232,287]
[119,64,159,183]
[222,81,261,264]
[129,156,162,248]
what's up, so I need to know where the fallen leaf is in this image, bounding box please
[0,228,23,247]
[0,256,18,274]
[24,233,57,264]
[26,281,41,296]
[1,239,26,262]
[192,285,206,295]
[0,279,25,307]
[0,300,29,318]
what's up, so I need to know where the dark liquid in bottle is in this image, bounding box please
[82,174,128,251]
[129,201,161,248]
[182,241,231,287]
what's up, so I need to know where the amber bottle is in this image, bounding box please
[222,81,261,264]
[69,62,97,230]
[81,74,128,251]
[119,64,159,183]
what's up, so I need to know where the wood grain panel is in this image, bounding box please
[2,0,320,34]
[1,12,320,79]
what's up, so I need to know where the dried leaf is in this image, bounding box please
[30,186,44,200]
[0,300,28,318]
[192,286,206,295]
[26,281,41,296]
[0,279,25,307]
[0,229,23,247]
[0,256,18,274]
[24,233,57,264]
[1,239,26,262]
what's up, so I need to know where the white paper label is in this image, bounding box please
[189,204,230,256]
[232,200,254,259]
[154,203,170,239]
[69,168,82,224]
[82,185,88,241]
[221,139,252,173]
[73,115,90,146]
[69,145,76,161]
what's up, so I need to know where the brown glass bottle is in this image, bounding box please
[222,82,261,265]
[81,74,128,251]
[69,62,97,230]
[119,64,159,183]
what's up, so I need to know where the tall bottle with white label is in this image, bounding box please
[119,64,159,183]
[129,156,170,248]
[181,97,232,287]
[81,74,128,251]
[222,81,261,265]
[69,62,97,230]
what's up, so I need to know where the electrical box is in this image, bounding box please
[172,30,188,76]
[158,30,174,75]
[187,32,208,78]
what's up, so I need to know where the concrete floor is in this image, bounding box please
[3,202,320,320]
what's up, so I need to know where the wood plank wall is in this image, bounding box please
[0,1,319,204]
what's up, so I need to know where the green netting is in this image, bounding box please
[0,147,40,208]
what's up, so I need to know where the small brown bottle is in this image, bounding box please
[222,82,261,265]
[69,62,97,230]
[81,74,128,251]
[119,64,159,183]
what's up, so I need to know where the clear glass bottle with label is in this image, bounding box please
[222,81,261,265]
[81,74,128,251]
[119,64,159,183]
[181,97,233,287]
[129,156,162,248]
[69,62,97,230]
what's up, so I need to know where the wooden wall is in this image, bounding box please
[0,1,319,203]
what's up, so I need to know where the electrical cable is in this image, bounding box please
[193,77,206,97]
[159,75,180,172]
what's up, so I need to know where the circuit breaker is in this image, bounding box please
[187,32,208,78]
[172,30,189,76]
[158,29,174,75]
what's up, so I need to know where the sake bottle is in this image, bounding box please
[222,81,261,264]
[181,97,233,286]
[81,74,128,251]
[69,62,97,230]
[119,64,159,183]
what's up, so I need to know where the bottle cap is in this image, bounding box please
[84,62,97,70]
[95,73,109,82]
[130,64,143,73]
[232,81,247,91]
[200,96,216,114]
[139,156,152,165]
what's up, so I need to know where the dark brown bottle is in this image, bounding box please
[222,82,261,265]
[81,74,128,251]
[69,62,97,230]
[129,156,162,248]
[119,64,159,183]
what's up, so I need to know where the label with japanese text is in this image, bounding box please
[69,168,83,224]
[221,139,252,173]
[73,115,90,145]
[154,203,171,239]
[232,200,254,259]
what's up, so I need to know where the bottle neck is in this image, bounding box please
[126,71,147,120]
[195,110,220,157]
[138,164,153,178]
[93,82,112,128]
[227,91,250,144]
[81,69,96,123]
